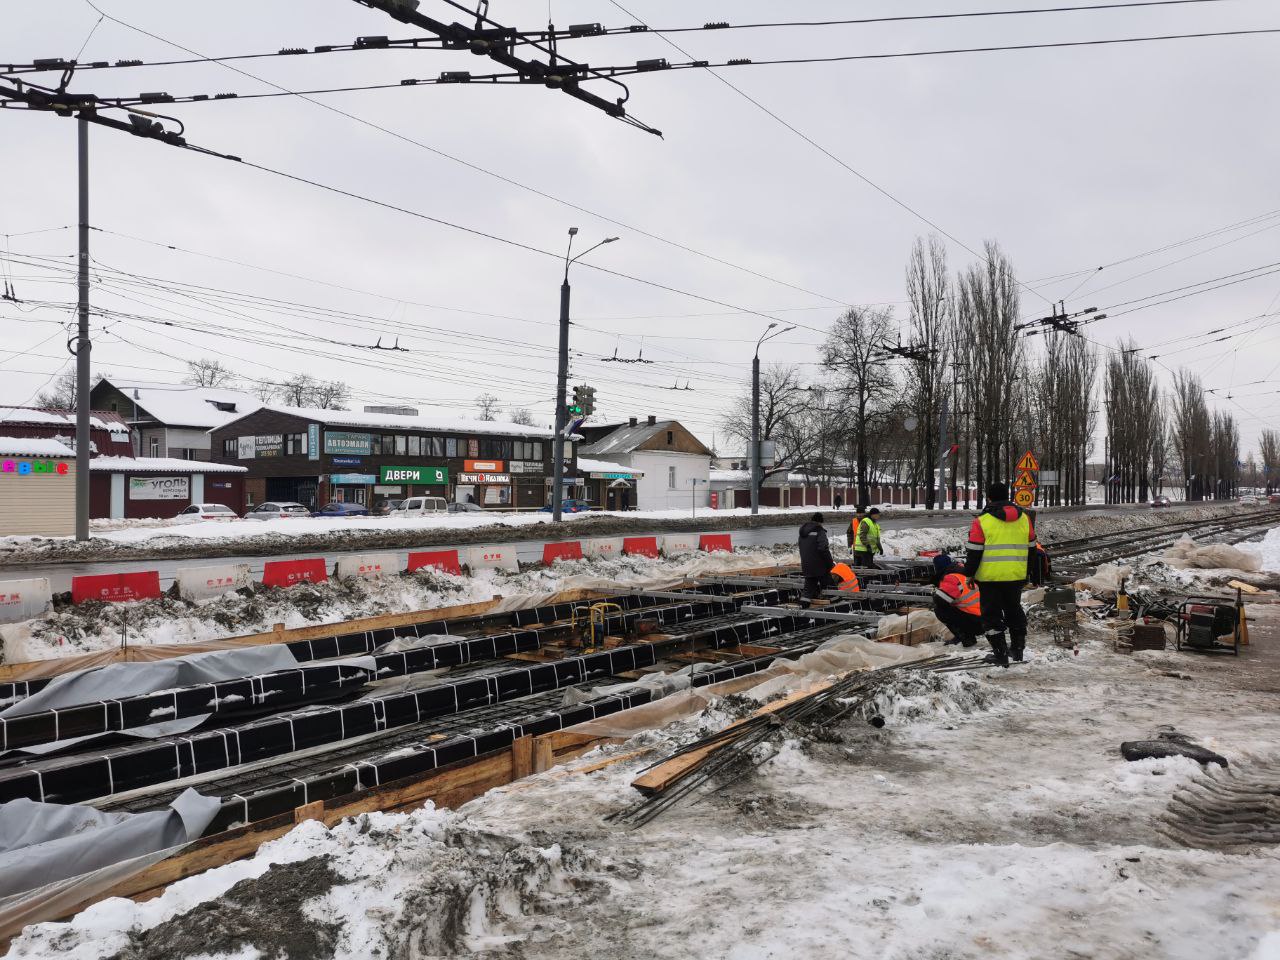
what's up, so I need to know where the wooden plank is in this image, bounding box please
[293,800,325,824]
[533,736,555,774]
[511,736,533,780]
[1228,579,1262,595]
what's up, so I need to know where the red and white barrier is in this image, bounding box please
[465,544,519,573]
[407,549,463,576]
[261,558,328,589]
[660,534,698,556]
[699,533,733,553]
[542,541,584,565]
[0,578,52,623]
[71,571,161,604]
[583,537,625,559]
[622,536,660,558]
[176,564,251,601]
[335,554,398,580]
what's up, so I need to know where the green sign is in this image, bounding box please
[379,465,448,485]
[324,431,373,455]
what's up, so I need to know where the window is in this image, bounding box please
[395,434,407,456]
[468,438,479,458]
[666,431,674,446]
[429,436,445,458]
[378,434,396,455]
[284,433,307,456]
[148,436,160,457]
[223,438,237,457]
[532,441,543,460]
[446,437,458,458]
[408,435,421,457]
[668,466,677,489]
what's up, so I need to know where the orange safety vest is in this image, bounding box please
[831,563,861,592]
[937,572,981,616]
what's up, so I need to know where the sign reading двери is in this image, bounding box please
[379,465,448,485]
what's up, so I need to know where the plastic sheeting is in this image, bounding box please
[0,788,219,938]
[875,610,949,642]
[1074,562,1134,596]
[1163,535,1262,572]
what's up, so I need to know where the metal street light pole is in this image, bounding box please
[75,116,91,542]
[750,323,795,515]
[551,228,618,523]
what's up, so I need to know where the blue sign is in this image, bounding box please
[332,456,363,467]
[330,473,377,485]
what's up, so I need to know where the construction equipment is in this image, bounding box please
[1174,593,1242,656]
[572,602,624,650]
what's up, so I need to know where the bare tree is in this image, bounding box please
[280,374,317,407]
[1260,429,1280,494]
[475,393,500,421]
[822,306,899,506]
[310,380,350,410]
[904,235,953,508]
[34,369,78,409]
[1031,332,1098,506]
[508,407,535,426]
[1210,411,1239,499]
[1170,370,1211,500]
[1103,342,1163,503]
[250,378,278,403]
[721,363,813,482]
[183,358,237,388]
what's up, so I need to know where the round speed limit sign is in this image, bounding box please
[1014,487,1035,508]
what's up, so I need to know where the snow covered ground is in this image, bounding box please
[8,585,1280,958]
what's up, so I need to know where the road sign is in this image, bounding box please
[1014,488,1035,508]
[1039,470,1059,486]
[1017,451,1039,471]
[1013,470,1037,489]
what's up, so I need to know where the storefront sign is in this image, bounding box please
[255,434,283,458]
[329,473,377,485]
[373,484,402,494]
[324,431,373,455]
[509,461,544,474]
[129,476,190,500]
[0,577,53,623]
[379,465,448,485]
[331,456,363,467]
[463,459,504,473]
[237,436,255,459]
[307,423,320,460]
[458,472,510,484]
[71,571,162,604]
[590,472,634,480]
[1,458,70,476]
[176,564,251,601]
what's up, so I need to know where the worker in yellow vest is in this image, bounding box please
[931,555,980,647]
[962,482,1037,666]
[853,507,883,569]
[830,562,861,592]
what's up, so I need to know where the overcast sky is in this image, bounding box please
[2,0,1277,455]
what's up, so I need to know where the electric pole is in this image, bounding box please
[75,115,91,541]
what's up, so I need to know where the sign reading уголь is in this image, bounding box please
[129,476,190,500]
[379,465,448,485]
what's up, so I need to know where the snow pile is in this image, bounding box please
[1162,534,1261,572]
[1239,526,1280,573]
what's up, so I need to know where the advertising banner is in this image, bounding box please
[237,436,255,460]
[128,476,190,501]
[307,423,320,461]
[261,558,329,589]
[464,460,504,473]
[255,434,283,458]
[336,553,398,580]
[379,465,448,485]
[0,578,53,623]
[458,472,511,484]
[324,431,373,456]
[71,571,162,604]
[175,564,252,601]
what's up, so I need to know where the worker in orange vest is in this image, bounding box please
[830,562,861,592]
[932,554,981,647]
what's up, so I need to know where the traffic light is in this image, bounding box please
[571,384,596,417]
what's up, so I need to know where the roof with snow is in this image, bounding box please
[578,457,644,476]
[579,419,712,458]
[97,379,262,429]
[217,404,556,439]
[0,437,76,458]
[0,407,129,432]
[89,457,248,474]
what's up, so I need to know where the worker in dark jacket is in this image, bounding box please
[963,482,1037,666]
[846,505,865,549]
[798,512,836,600]
[932,554,981,647]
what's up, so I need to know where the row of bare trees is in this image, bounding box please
[723,235,1257,507]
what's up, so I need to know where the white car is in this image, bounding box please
[244,501,311,521]
[173,503,239,524]
[393,496,448,517]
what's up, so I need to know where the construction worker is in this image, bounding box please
[853,506,884,569]
[963,481,1037,666]
[845,505,865,550]
[798,512,836,600]
[830,562,861,592]
[931,554,980,647]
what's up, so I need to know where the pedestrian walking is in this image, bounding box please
[963,482,1036,666]
[853,507,883,569]
[798,512,836,600]
[834,493,844,511]
[931,554,980,647]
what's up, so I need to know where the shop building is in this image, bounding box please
[89,379,261,460]
[577,457,644,510]
[577,417,713,511]
[0,438,76,536]
[89,457,248,519]
[0,406,133,457]
[209,405,568,511]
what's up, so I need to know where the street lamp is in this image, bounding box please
[751,322,795,515]
[552,228,619,523]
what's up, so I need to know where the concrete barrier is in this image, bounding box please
[465,544,520,573]
[660,534,698,556]
[335,553,398,580]
[583,537,625,559]
[175,564,252,601]
[0,578,52,623]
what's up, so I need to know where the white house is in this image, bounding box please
[89,379,261,460]
[578,417,714,511]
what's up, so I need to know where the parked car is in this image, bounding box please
[312,502,370,518]
[393,496,448,517]
[244,501,310,521]
[447,501,484,513]
[1150,496,1171,508]
[1270,493,1280,504]
[1240,495,1261,506]
[376,499,405,516]
[172,503,238,524]
[539,499,594,514]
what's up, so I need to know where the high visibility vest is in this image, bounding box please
[936,572,981,616]
[854,518,881,552]
[830,563,861,592]
[975,512,1032,582]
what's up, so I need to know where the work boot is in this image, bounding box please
[984,633,1010,668]
[1009,641,1025,663]
[961,638,978,649]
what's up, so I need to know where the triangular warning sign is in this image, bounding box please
[1016,451,1039,471]
[1013,470,1037,488]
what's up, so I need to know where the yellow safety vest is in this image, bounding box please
[854,517,881,553]
[975,512,1032,582]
